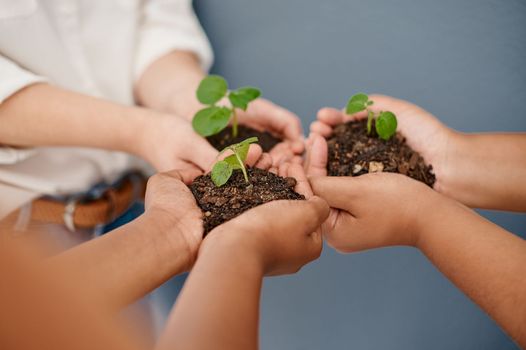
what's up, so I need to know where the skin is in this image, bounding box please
[305,125,526,347]
[310,94,526,211]
[157,163,328,350]
[0,83,218,175]
[46,151,272,312]
[135,51,305,165]
[0,164,329,350]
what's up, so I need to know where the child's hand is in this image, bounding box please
[309,173,438,253]
[237,98,305,166]
[310,94,456,194]
[202,195,329,276]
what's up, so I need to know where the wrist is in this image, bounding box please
[200,227,266,276]
[412,190,454,250]
[142,208,195,271]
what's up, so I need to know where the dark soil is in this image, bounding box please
[327,119,436,187]
[207,125,281,152]
[190,167,305,235]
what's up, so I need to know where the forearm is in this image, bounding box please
[48,210,192,311]
[441,132,526,211]
[0,83,149,155]
[157,238,263,350]
[135,51,205,121]
[416,194,526,346]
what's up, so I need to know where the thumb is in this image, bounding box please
[305,134,328,177]
[188,136,219,172]
[309,176,364,210]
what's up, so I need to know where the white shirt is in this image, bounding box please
[0,0,213,218]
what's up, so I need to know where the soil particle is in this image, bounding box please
[207,125,281,152]
[327,119,436,187]
[190,167,305,235]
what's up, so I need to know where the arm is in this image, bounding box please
[157,240,263,350]
[47,170,205,311]
[442,133,526,211]
[135,51,205,120]
[156,181,329,350]
[417,192,526,346]
[0,83,144,153]
[0,83,218,172]
[309,170,526,347]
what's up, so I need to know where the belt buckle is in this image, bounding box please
[63,188,118,233]
[63,197,79,232]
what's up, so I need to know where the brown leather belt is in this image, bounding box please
[2,174,146,232]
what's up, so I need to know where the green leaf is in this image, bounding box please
[197,75,228,105]
[346,93,369,115]
[192,106,232,137]
[228,87,261,111]
[375,111,398,140]
[236,136,258,162]
[224,154,242,169]
[211,160,233,187]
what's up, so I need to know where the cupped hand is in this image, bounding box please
[237,98,305,166]
[309,172,438,253]
[138,113,267,182]
[310,95,457,193]
[202,162,329,276]
[144,169,205,269]
[304,135,439,253]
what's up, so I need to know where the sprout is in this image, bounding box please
[346,93,398,140]
[193,75,261,138]
[211,137,259,187]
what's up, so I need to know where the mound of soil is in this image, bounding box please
[327,119,435,187]
[207,125,281,152]
[190,167,304,235]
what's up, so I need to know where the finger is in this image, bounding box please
[160,160,203,184]
[309,176,365,210]
[254,100,304,148]
[170,167,203,184]
[287,163,313,198]
[255,153,272,170]
[323,212,359,254]
[269,142,294,166]
[244,144,264,167]
[269,166,278,175]
[277,161,288,178]
[317,107,347,126]
[291,156,304,165]
[188,137,220,172]
[309,121,333,138]
[305,134,328,177]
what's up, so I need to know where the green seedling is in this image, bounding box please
[346,93,398,140]
[193,75,261,138]
[211,137,259,187]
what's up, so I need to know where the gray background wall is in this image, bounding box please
[194,0,526,349]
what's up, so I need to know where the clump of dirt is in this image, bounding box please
[189,167,304,235]
[327,119,435,187]
[207,125,281,152]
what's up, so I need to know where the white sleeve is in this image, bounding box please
[0,54,47,104]
[133,0,214,81]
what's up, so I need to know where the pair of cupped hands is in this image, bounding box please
[145,94,457,276]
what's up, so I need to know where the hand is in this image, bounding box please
[237,98,305,166]
[310,95,458,194]
[202,182,329,276]
[309,172,438,253]
[137,112,266,181]
[143,169,206,269]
